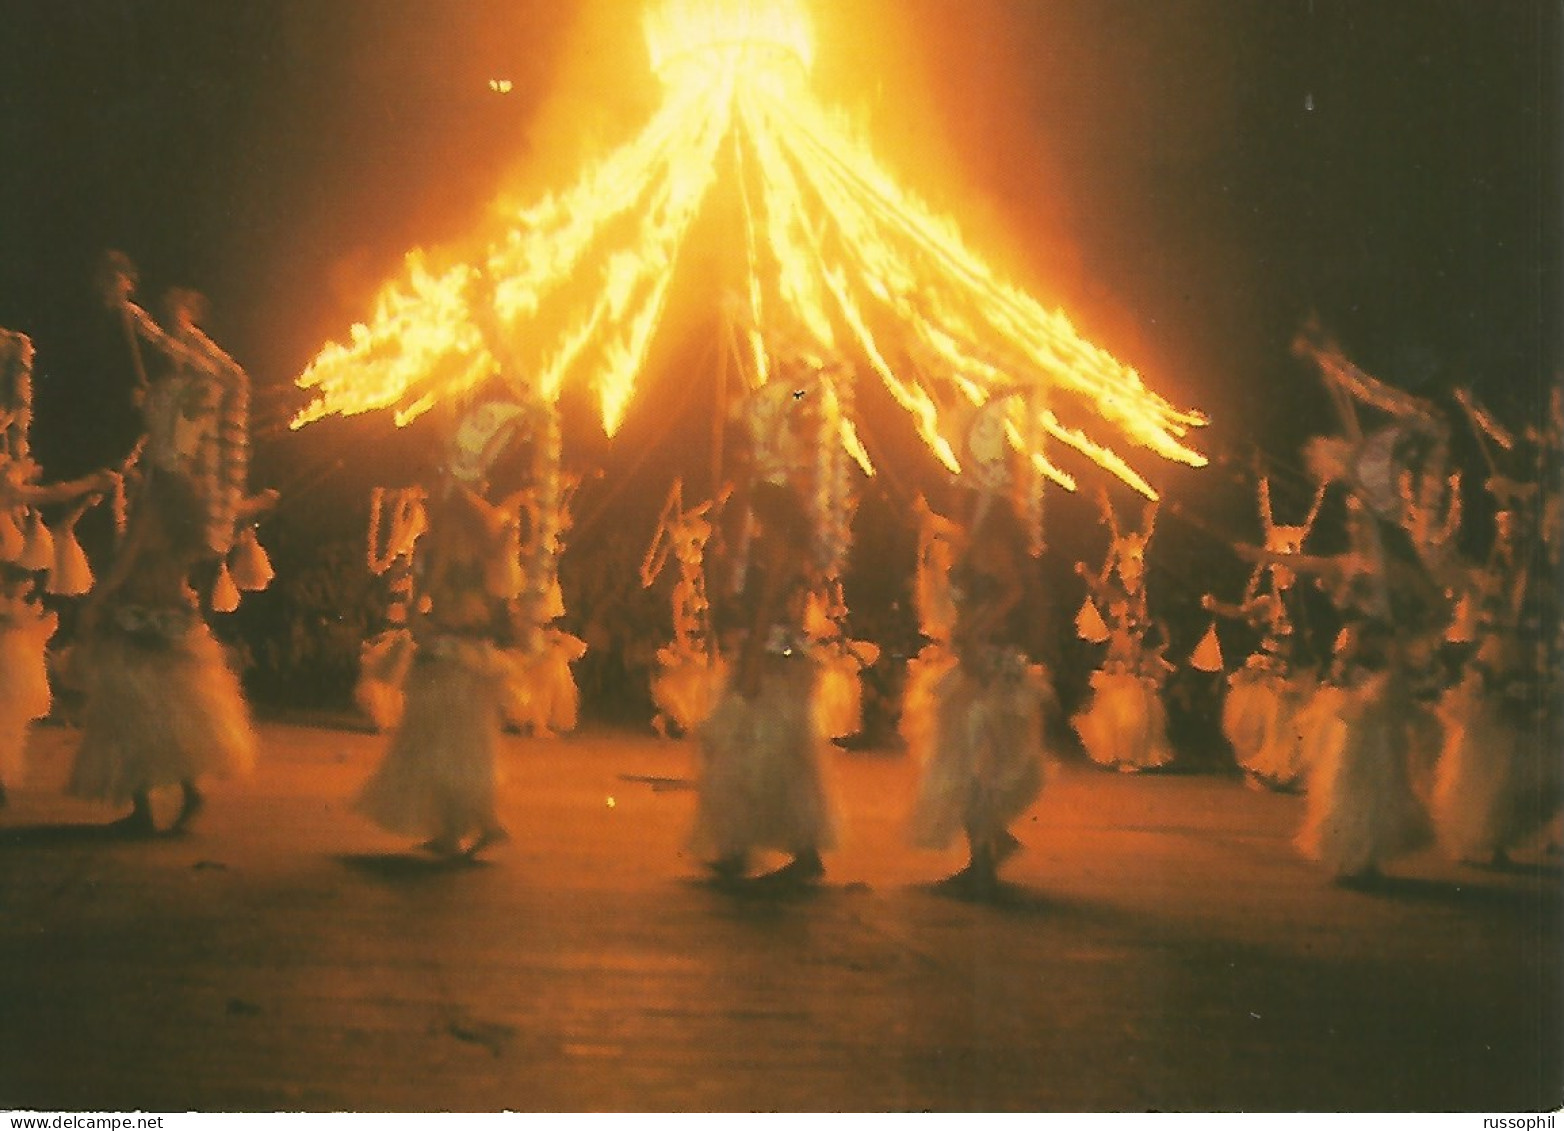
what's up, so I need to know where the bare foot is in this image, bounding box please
[107,808,158,838]
[706,854,749,883]
[466,826,510,858]
[995,830,1022,866]
[757,851,824,886]
[419,836,463,858]
[172,783,205,832]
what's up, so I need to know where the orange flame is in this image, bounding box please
[294,0,1205,499]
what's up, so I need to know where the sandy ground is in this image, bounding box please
[1,718,1559,1113]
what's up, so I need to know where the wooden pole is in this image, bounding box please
[711,317,729,495]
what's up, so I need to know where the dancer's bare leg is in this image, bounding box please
[109,791,157,836]
[172,780,205,831]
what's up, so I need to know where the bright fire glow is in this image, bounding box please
[294,0,1207,497]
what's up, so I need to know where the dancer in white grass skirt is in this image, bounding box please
[505,625,587,738]
[906,400,1053,894]
[1201,476,1328,791]
[1432,642,1554,866]
[355,488,426,732]
[1071,492,1175,773]
[642,481,728,738]
[908,641,1052,893]
[1247,489,1447,882]
[0,589,55,805]
[67,279,272,835]
[1,329,120,807]
[1202,588,1318,793]
[1432,476,1561,865]
[1220,657,1316,792]
[691,475,837,886]
[2,496,109,809]
[1294,622,1433,881]
[357,399,529,860]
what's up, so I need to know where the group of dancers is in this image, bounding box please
[2,280,1559,895]
[1202,332,1562,882]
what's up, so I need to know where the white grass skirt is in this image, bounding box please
[907,652,1050,850]
[690,656,837,860]
[1296,671,1431,875]
[357,640,513,842]
[67,619,255,804]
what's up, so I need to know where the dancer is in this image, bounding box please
[906,397,1054,895]
[690,376,836,885]
[1431,427,1558,865]
[805,578,880,744]
[1,329,118,808]
[1274,331,1460,882]
[508,621,588,738]
[1253,468,1444,882]
[356,397,528,859]
[642,480,728,738]
[1071,490,1176,772]
[66,274,271,834]
[354,487,426,731]
[501,454,587,739]
[1202,476,1327,792]
[897,494,962,762]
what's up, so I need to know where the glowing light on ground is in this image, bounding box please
[294,0,1206,497]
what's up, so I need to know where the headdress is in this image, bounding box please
[743,377,810,489]
[446,400,528,484]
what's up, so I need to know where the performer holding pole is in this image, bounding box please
[67,262,274,834]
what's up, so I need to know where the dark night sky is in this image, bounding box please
[1,0,1559,531]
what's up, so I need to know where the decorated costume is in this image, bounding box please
[1071,492,1174,772]
[1431,458,1559,864]
[508,625,588,738]
[355,487,427,731]
[805,582,880,743]
[1284,330,1454,879]
[1287,538,1436,878]
[690,374,840,883]
[356,399,527,858]
[642,480,728,737]
[66,277,270,833]
[3,329,122,805]
[905,396,1054,892]
[499,414,586,739]
[1199,477,1327,791]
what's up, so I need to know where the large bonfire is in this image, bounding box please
[292,0,1205,501]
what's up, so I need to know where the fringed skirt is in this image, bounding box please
[0,608,57,786]
[357,639,514,842]
[504,632,586,737]
[690,655,836,860]
[1432,671,1552,862]
[1296,672,1431,875]
[1223,666,1314,791]
[899,644,958,753]
[651,648,726,735]
[354,628,415,732]
[67,614,255,805]
[908,650,1050,850]
[1073,668,1175,772]
[813,647,865,741]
